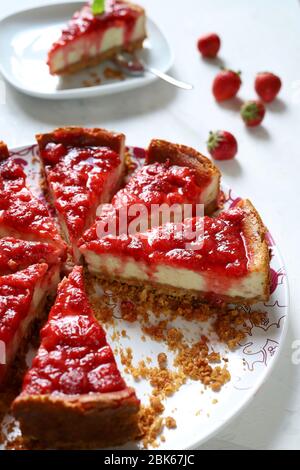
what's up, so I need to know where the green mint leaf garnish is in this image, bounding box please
[92,0,105,16]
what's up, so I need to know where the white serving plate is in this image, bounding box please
[1,145,289,450]
[0,2,174,99]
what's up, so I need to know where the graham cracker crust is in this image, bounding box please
[13,388,140,450]
[53,38,146,75]
[88,273,267,309]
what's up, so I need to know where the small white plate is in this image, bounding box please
[0,2,174,100]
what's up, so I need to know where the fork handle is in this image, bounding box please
[145,65,193,90]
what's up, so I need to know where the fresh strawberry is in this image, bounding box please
[255,72,281,103]
[197,33,221,58]
[240,100,266,127]
[212,70,241,101]
[207,130,238,161]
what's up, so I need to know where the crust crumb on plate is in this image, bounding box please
[165,416,177,429]
[90,272,268,350]
[138,405,164,449]
[120,348,186,397]
[214,307,267,350]
[157,353,168,370]
[104,67,125,81]
[90,274,215,322]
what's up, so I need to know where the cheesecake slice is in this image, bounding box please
[36,127,125,262]
[13,266,140,449]
[80,200,270,304]
[0,264,60,388]
[0,151,66,257]
[0,238,63,276]
[146,139,221,215]
[47,0,147,75]
[80,139,221,243]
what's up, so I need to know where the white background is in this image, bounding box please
[0,0,300,450]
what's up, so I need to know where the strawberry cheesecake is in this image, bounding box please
[81,139,221,242]
[47,1,147,75]
[0,264,60,388]
[0,238,63,276]
[37,127,125,262]
[13,266,140,448]
[80,199,270,304]
[146,139,220,216]
[0,152,66,257]
[117,139,220,215]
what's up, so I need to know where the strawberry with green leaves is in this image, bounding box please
[240,100,266,127]
[207,131,238,161]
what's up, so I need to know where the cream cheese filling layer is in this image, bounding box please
[50,15,146,72]
[83,251,265,299]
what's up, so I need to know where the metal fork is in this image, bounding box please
[114,53,193,90]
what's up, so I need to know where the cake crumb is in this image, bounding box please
[120,300,138,323]
[104,67,125,80]
[207,352,221,363]
[111,330,119,342]
[210,366,231,391]
[120,347,133,374]
[157,353,167,370]
[138,405,164,449]
[150,396,165,413]
[166,328,183,350]
[142,321,167,342]
[165,417,177,429]
[119,348,185,397]
[214,308,267,349]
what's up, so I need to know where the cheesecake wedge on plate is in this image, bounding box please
[80,199,270,304]
[13,266,140,449]
[146,139,221,215]
[47,0,147,75]
[0,264,59,388]
[0,238,63,276]
[0,147,66,257]
[37,127,125,262]
[80,139,221,243]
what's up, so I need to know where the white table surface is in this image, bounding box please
[0,0,300,450]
